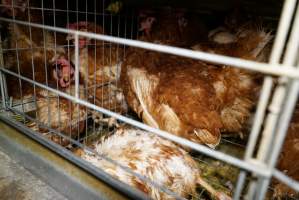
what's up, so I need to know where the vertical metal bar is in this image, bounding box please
[52,0,62,145]
[109,12,113,114]
[66,0,72,143]
[92,0,97,136]
[101,0,105,136]
[84,0,88,146]
[0,73,6,110]
[233,77,274,200]
[257,1,299,162]
[233,172,247,199]
[11,0,26,122]
[256,78,288,161]
[0,34,7,110]
[248,0,297,161]
[75,0,80,140]
[75,33,80,99]
[26,0,40,131]
[255,13,299,194]
[247,2,299,199]
[257,79,299,200]
[244,78,274,159]
[116,10,121,115]
[41,0,52,129]
[234,0,298,198]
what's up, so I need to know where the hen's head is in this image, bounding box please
[66,21,105,49]
[175,9,188,32]
[138,9,156,37]
[52,57,75,88]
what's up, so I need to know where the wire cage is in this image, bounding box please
[0,0,299,199]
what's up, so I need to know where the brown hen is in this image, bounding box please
[121,26,271,148]
[138,8,207,47]
[2,0,74,100]
[1,0,84,145]
[66,21,127,115]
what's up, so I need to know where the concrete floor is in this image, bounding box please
[0,150,68,200]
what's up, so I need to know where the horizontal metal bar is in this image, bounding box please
[2,43,112,52]
[273,169,299,192]
[1,17,299,78]
[0,68,271,177]
[0,4,131,17]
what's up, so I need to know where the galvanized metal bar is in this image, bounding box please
[1,17,299,78]
[25,0,40,137]
[233,77,274,200]
[51,0,62,145]
[0,4,122,17]
[74,33,80,99]
[0,71,7,110]
[256,78,289,161]
[247,3,299,198]
[269,0,297,63]
[0,2,297,198]
[41,0,52,131]
[233,172,247,199]
[10,2,26,122]
[0,68,271,177]
[257,0,299,165]
[0,34,7,110]
[92,0,98,134]
[273,169,299,192]
[256,79,299,200]
[243,0,297,160]
[232,0,298,198]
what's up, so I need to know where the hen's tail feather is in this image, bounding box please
[127,67,159,128]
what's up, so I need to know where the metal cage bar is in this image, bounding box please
[1,17,299,78]
[0,34,7,110]
[1,1,299,199]
[0,67,272,178]
[234,0,298,198]
[246,2,299,199]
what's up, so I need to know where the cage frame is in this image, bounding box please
[0,0,299,199]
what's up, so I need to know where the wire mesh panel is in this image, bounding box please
[0,0,299,199]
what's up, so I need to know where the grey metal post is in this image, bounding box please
[0,34,8,110]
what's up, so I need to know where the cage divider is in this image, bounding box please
[247,2,299,199]
[0,34,8,110]
[1,1,299,199]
